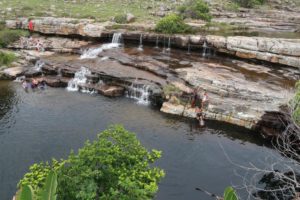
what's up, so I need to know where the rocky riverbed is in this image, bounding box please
[1,17,299,136]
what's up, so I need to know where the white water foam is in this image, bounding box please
[34,60,45,71]
[14,76,25,82]
[80,33,122,59]
[67,67,91,92]
[127,83,151,105]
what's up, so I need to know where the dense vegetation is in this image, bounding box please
[0,21,29,48]
[0,51,16,66]
[178,0,212,21]
[233,0,265,8]
[292,81,300,124]
[18,125,164,200]
[155,14,192,34]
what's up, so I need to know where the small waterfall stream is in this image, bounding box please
[155,36,159,49]
[202,41,208,57]
[34,60,45,71]
[67,67,91,92]
[138,34,143,51]
[127,83,151,105]
[80,33,122,59]
[166,37,171,52]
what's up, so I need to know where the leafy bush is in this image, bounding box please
[163,84,182,97]
[18,125,164,200]
[224,187,238,200]
[155,14,192,34]
[178,0,212,21]
[0,29,29,47]
[291,81,300,125]
[0,52,16,66]
[18,159,64,192]
[233,0,265,8]
[114,14,127,24]
[17,171,58,200]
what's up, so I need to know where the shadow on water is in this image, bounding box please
[0,81,16,124]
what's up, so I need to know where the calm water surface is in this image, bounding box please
[0,80,280,200]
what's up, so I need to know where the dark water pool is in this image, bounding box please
[0,81,280,200]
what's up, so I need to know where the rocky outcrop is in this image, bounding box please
[5,17,300,68]
[211,9,300,33]
[206,35,300,68]
[8,36,91,53]
[6,18,107,38]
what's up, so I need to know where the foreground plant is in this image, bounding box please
[17,171,57,200]
[18,125,164,200]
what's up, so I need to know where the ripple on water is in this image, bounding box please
[0,80,279,200]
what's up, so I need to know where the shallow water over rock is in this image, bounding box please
[0,80,286,200]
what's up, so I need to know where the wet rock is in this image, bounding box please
[41,64,58,76]
[86,74,99,84]
[96,85,124,97]
[38,76,68,87]
[24,68,42,78]
[61,68,75,78]
[3,67,26,78]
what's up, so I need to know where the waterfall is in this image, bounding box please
[14,76,25,82]
[155,36,159,49]
[127,83,151,105]
[166,37,171,51]
[187,43,191,55]
[67,67,91,92]
[111,32,122,44]
[34,60,45,71]
[202,41,207,57]
[138,34,143,51]
[162,37,166,53]
[80,33,122,59]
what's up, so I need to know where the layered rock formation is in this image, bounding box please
[5,17,300,68]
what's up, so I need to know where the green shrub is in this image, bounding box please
[18,125,164,200]
[291,81,300,125]
[0,21,5,31]
[114,14,127,24]
[0,29,29,48]
[178,0,212,21]
[155,14,192,34]
[163,84,182,97]
[0,52,16,66]
[18,159,64,192]
[233,0,265,8]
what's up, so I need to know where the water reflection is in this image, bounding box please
[0,81,277,200]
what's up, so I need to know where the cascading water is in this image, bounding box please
[111,32,122,44]
[80,33,122,59]
[155,36,159,49]
[166,37,171,52]
[67,67,91,92]
[138,34,143,51]
[34,60,45,71]
[202,41,208,57]
[127,83,151,105]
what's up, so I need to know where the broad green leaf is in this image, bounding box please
[41,171,57,200]
[16,185,34,200]
[224,186,238,200]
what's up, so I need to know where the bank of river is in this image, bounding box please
[0,80,282,200]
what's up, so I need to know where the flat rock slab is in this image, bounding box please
[3,66,26,78]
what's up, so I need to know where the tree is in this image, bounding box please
[57,125,164,200]
[18,125,164,200]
